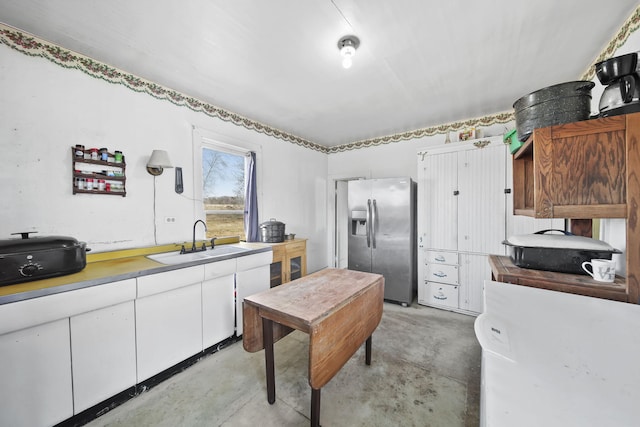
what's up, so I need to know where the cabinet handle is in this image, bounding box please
[453,190,460,196]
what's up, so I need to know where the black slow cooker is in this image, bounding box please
[0,232,89,286]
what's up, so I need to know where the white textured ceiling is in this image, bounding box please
[0,1,638,147]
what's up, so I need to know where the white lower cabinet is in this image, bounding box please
[235,251,272,336]
[136,266,204,382]
[0,247,273,425]
[70,300,136,412]
[202,258,236,348]
[0,318,73,427]
[458,253,491,314]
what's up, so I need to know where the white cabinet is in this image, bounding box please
[0,247,273,426]
[0,318,73,427]
[69,278,137,413]
[235,251,272,336]
[0,278,137,426]
[202,258,236,348]
[458,253,491,313]
[418,137,562,315]
[71,300,136,412]
[417,138,506,315]
[136,266,204,382]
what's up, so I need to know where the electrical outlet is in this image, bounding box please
[164,217,176,223]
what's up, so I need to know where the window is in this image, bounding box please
[201,147,245,239]
[194,127,260,242]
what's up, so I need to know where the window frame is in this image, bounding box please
[191,126,263,238]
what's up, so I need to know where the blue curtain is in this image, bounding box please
[244,152,260,242]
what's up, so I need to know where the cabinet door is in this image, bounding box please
[418,151,458,250]
[285,241,307,282]
[458,253,491,314]
[202,274,235,348]
[270,261,283,287]
[0,319,73,427]
[505,152,564,249]
[71,301,136,412]
[236,265,270,336]
[458,144,506,254]
[135,283,203,382]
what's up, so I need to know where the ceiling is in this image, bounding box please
[0,1,638,148]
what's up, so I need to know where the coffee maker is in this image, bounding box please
[595,51,640,117]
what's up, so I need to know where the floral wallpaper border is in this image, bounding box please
[0,23,326,153]
[1,5,639,155]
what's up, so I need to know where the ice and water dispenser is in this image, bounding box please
[351,210,368,236]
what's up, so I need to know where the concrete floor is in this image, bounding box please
[86,303,481,427]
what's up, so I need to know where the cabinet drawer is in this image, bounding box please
[137,265,203,298]
[421,282,459,309]
[426,250,458,265]
[0,278,136,335]
[286,240,306,252]
[237,251,273,271]
[203,258,236,280]
[426,263,459,285]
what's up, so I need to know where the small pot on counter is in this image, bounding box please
[259,219,286,243]
[0,232,89,286]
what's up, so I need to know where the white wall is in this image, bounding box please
[0,44,328,274]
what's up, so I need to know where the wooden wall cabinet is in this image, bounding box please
[269,239,307,287]
[512,115,627,218]
[510,112,640,303]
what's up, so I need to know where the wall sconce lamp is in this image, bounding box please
[338,35,360,69]
[146,149,173,176]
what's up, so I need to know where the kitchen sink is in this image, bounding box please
[146,245,250,265]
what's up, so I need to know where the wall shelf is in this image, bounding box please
[71,147,126,197]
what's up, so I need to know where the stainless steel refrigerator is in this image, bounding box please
[348,177,416,305]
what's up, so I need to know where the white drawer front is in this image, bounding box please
[236,251,272,271]
[203,258,236,280]
[137,265,204,298]
[426,250,458,265]
[425,282,459,309]
[426,263,459,285]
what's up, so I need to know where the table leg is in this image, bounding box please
[365,335,372,365]
[311,388,321,427]
[262,317,276,404]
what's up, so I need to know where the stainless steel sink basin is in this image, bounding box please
[147,245,250,265]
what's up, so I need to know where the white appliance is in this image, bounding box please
[475,281,640,427]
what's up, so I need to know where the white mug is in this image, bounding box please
[582,259,616,282]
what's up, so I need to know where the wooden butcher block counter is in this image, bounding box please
[243,268,384,427]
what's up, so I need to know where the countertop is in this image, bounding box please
[0,240,273,305]
[488,255,627,302]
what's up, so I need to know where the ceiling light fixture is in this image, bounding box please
[338,35,360,69]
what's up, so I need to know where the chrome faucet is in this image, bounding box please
[191,219,207,252]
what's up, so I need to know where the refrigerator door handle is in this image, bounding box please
[372,199,377,249]
[366,199,372,248]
